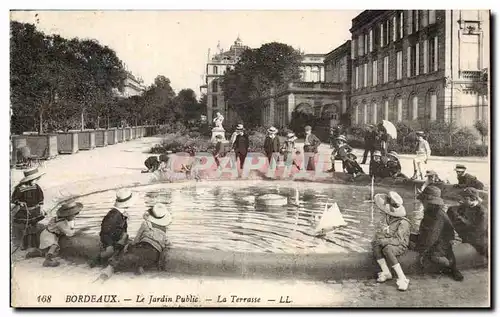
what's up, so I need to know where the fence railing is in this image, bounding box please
[10,125,162,167]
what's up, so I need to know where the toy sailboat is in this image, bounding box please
[314,201,347,236]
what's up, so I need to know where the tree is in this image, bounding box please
[175,89,199,122]
[221,42,302,127]
[474,120,488,145]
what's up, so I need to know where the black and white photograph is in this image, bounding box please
[8,9,491,308]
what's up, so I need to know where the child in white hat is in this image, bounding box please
[101,203,172,278]
[372,191,411,291]
[25,201,83,267]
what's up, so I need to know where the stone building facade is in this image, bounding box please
[349,10,489,129]
[261,46,351,136]
[201,37,249,126]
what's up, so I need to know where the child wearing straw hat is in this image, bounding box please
[89,188,133,268]
[25,201,83,267]
[264,126,281,165]
[101,203,172,278]
[11,167,46,250]
[372,191,411,291]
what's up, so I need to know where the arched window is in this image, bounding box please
[392,96,402,122]
[383,98,389,121]
[363,103,368,124]
[213,65,218,74]
[408,94,418,120]
[426,90,437,121]
[372,101,378,123]
[212,80,218,93]
[354,103,359,124]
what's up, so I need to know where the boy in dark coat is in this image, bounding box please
[336,135,364,178]
[232,126,249,169]
[143,154,170,173]
[263,126,281,166]
[89,189,133,268]
[416,186,464,281]
[447,187,488,257]
[213,134,225,168]
[369,150,385,179]
[453,164,484,190]
[385,151,408,179]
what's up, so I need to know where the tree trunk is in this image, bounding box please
[97,116,100,129]
[107,116,110,129]
[81,109,85,131]
[39,110,43,135]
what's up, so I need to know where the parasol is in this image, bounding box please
[381,120,397,139]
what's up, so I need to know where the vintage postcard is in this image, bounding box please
[9,9,490,308]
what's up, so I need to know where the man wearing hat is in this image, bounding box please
[89,188,133,268]
[335,135,365,178]
[232,124,249,169]
[303,125,321,171]
[102,203,172,278]
[11,167,46,250]
[447,188,488,257]
[416,186,464,281]
[280,132,301,170]
[411,131,431,180]
[372,191,411,291]
[453,164,484,190]
[25,201,84,267]
[263,126,281,166]
[361,124,377,165]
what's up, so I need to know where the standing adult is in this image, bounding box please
[263,126,281,166]
[377,123,389,156]
[416,186,464,281]
[361,125,377,164]
[230,124,244,147]
[232,125,249,170]
[411,131,431,180]
[303,125,321,171]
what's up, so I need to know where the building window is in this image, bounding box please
[380,23,384,47]
[396,51,403,80]
[372,60,378,86]
[399,11,404,39]
[358,34,364,56]
[385,20,390,46]
[372,103,378,123]
[369,29,373,52]
[397,98,403,122]
[355,66,359,89]
[383,56,389,83]
[430,93,437,120]
[311,67,320,82]
[364,34,368,54]
[423,41,428,73]
[412,10,420,33]
[408,45,419,77]
[461,34,479,71]
[213,65,218,74]
[363,104,368,124]
[363,63,368,87]
[212,80,218,93]
[212,95,218,108]
[412,95,418,120]
[355,104,359,124]
[429,36,438,72]
[428,10,436,24]
[392,16,397,42]
[384,100,389,120]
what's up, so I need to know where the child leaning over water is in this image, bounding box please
[25,201,84,267]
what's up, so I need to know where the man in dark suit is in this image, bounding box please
[303,125,321,171]
[232,125,249,169]
[361,125,377,164]
[263,126,281,166]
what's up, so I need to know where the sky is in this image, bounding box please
[10,10,362,98]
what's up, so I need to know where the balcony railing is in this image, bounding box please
[460,70,482,80]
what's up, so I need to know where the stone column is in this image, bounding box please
[287,93,295,125]
[320,66,325,82]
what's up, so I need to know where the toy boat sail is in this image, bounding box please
[314,201,347,236]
